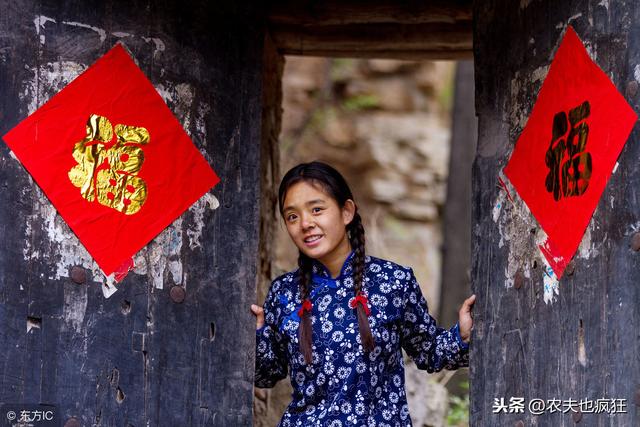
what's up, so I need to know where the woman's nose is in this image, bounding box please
[301,214,316,230]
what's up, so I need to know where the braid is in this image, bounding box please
[348,212,374,352]
[298,252,314,364]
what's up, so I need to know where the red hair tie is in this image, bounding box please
[350,292,370,316]
[297,299,313,317]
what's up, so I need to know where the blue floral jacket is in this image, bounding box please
[255,253,469,427]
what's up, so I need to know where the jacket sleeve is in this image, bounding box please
[400,268,469,372]
[254,280,289,388]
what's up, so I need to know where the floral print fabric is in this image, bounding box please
[255,253,469,426]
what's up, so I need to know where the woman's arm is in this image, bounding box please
[400,268,471,373]
[253,281,289,388]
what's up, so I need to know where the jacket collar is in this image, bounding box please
[311,250,355,280]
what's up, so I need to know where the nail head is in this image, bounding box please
[572,410,582,423]
[565,261,575,276]
[170,285,185,303]
[70,266,87,284]
[514,271,524,289]
[64,418,81,427]
[626,80,638,98]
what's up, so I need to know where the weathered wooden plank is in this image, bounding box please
[267,0,473,59]
[269,22,472,59]
[440,60,476,327]
[439,60,476,398]
[268,0,472,26]
[253,31,285,427]
[0,1,268,425]
[472,1,640,426]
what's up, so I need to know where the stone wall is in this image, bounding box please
[277,57,453,310]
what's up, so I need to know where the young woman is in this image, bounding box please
[251,161,476,427]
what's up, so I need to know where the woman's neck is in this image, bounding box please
[318,237,352,279]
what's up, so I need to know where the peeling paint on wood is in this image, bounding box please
[16,20,221,294]
[472,1,640,425]
[1,2,267,425]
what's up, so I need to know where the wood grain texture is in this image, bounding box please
[268,0,472,26]
[267,0,473,59]
[439,60,476,398]
[0,1,268,425]
[471,1,640,426]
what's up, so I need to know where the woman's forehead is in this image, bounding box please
[283,181,334,208]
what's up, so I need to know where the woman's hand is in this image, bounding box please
[251,304,265,330]
[458,294,476,343]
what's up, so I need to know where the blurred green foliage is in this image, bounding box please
[437,62,455,113]
[330,58,357,81]
[446,380,469,426]
[343,94,380,111]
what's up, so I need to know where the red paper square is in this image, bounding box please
[504,26,637,278]
[3,44,220,275]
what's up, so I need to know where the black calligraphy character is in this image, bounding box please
[545,111,568,201]
[545,101,592,201]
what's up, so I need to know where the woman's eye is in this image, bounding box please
[312,207,323,214]
[286,214,297,222]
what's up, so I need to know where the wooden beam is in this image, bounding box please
[268,0,472,26]
[269,22,473,59]
[267,1,473,59]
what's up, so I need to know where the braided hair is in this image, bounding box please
[278,161,374,364]
[347,212,375,352]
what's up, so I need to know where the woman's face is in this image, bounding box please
[282,181,355,267]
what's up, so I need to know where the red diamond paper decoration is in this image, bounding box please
[504,26,637,279]
[3,44,220,275]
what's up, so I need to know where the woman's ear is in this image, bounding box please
[342,199,356,225]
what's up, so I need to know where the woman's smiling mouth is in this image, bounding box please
[303,235,324,246]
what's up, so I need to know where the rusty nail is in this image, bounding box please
[70,266,87,284]
[634,388,640,406]
[514,421,524,427]
[565,261,575,276]
[514,270,524,289]
[121,299,131,314]
[572,410,582,423]
[631,233,640,251]
[170,285,185,303]
[64,418,81,427]
[627,80,638,98]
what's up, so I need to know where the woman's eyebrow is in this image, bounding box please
[283,198,326,212]
[305,199,325,206]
